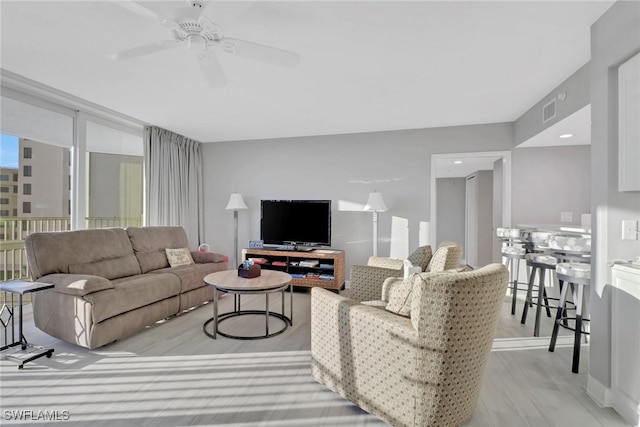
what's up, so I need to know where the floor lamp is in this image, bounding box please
[226,193,248,268]
[363,192,388,257]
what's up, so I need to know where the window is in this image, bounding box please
[0,210,8,217]
[23,146,32,159]
[0,198,9,204]
[0,187,8,193]
[22,201,31,214]
[23,183,31,195]
[13,185,17,193]
[12,208,17,216]
[12,174,18,181]
[87,121,143,229]
[23,165,32,177]
[0,174,7,181]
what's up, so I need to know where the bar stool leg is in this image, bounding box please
[572,284,584,374]
[549,279,570,353]
[542,267,553,317]
[534,267,545,337]
[511,258,520,315]
[520,265,536,325]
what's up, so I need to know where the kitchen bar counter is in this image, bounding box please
[517,223,591,235]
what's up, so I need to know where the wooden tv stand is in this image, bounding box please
[241,248,345,290]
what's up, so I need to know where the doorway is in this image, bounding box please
[430,151,511,266]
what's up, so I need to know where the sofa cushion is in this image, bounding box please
[127,226,190,273]
[84,273,181,323]
[68,256,142,281]
[38,273,114,296]
[25,228,141,280]
[165,247,195,267]
[151,262,228,293]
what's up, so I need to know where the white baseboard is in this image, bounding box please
[587,374,611,408]
[588,374,640,427]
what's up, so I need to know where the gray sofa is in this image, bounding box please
[25,226,227,349]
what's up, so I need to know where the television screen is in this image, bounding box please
[260,200,331,247]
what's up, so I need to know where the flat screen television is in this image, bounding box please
[260,200,331,248]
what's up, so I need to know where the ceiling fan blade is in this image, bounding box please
[198,48,227,87]
[109,40,180,61]
[222,38,300,68]
[114,1,180,30]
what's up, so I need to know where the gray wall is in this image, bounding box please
[473,170,494,268]
[492,158,504,263]
[201,123,514,274]
[436,177,465,250]
[589,0,640,396]
[511,145,591,226]
[514,63,590,146]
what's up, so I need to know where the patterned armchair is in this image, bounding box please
[311,264,508,427]
[349,245,433,302]
[349,243,464,302]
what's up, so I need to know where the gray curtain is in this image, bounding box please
[144,126,204,246]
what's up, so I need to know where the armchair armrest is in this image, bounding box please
[190,251,227,264]
[367,256,404,269]
[311,288,420,424]
[349,264,402,302]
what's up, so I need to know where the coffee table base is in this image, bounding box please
[203,310,291,340]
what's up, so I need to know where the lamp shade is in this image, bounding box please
[225,193,248,210]
[363,192,388,212]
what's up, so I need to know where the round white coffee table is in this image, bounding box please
[203,269,293,340]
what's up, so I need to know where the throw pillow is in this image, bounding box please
[385,274,418,317]
[165,247,195,268]
[403,259,422,278]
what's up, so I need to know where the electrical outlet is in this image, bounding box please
[561,211,573,223]
[622,220,639,240]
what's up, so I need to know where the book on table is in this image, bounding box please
[299,260,320,268]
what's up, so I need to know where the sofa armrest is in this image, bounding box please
[38,274,113,297]
[349,264,401,302]
[190,251,227,264]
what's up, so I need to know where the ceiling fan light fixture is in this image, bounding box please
[187,34,206,49]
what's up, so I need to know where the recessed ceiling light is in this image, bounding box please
[454,160,462,164]
[559,133,573,139]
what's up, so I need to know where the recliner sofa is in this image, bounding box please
[25,226,227,349]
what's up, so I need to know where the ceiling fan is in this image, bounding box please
[109,0,300,87]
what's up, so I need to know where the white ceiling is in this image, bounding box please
[0,0,613,143]
[434,155,503,178]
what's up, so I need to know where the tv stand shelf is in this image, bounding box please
[242,248,345,290]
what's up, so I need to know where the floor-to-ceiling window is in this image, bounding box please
[0,90,143,281]
[0,95,74,281]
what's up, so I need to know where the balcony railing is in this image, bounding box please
[0,216,143,282]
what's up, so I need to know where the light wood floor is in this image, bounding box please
[0,288,630,426]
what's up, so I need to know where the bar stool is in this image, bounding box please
[520,231,557,336]
[497,227,533,315]
[549,262,590,373]
[547,233,591,374]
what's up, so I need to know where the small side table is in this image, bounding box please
[0,280,54,369]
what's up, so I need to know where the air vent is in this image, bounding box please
[543,99,556,123]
